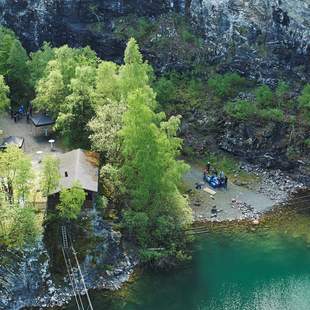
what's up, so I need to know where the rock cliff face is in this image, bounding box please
[191,0,310,83]
[0,0,182,61]
[0,0,309,79]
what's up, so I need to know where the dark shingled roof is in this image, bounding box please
[50,149,99,194]
[0,136,24,149]
[30,114,55,127]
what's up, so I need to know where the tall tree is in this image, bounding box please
[6,39,30,104]
[118,38,153,99]
[40,155,61,197]
[121,88,192,254]
[56,66,96,146]
[32,67,65,117]
[0,27,30,106]
[0,75,10,112]
[28,42,55,88]
[0,145,32,204]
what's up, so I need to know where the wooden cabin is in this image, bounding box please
[48,149,99,208]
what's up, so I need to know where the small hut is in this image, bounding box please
[0,136,24,150]
[30,114,55,136]
[48,149,99,208]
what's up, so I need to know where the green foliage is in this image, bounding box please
[57,182,86,220]
[32,68,65,116]
[0,204,40,248]
[89,103,126,160]
[114,16,157,43]
[95,195,108,210]
[33,45,98,147]
[0,27,30,105]
[99,164,124,203]
[257,108,285,122]
[40,155,60,197]
[208,73,247,99]
[28,42,55,88]
[225,100,255,120]
[0,75,10,111]
[255,85,274,108]
[298,84,310,122]
[0,145,33,204]
[154,72,205,111]
[121,87,192,253]
[56,65,96,146]
[275,81,289,105]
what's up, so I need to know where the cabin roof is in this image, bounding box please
[50,149,99,194]
[30,114,55,127]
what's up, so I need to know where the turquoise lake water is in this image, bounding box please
[66,218,310,310]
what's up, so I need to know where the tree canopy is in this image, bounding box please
[57,182,86,220]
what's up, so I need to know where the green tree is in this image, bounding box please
[57,182,86,220]
[89,38,152,159]
[0,145,32,204]
[55,66,96,146]
[121,88,192,256]
[6,39,30,104]
[0,27,30,105]
[0,27,17,76]
[32,67,65,116]
[14,157,33,203]
[0,75,10,111]
[119,38,153,99]
[40,155,61,197]
[28,42,55,88]
[93,61,121,103]
[0,204,40,248]
[89,103,126,160]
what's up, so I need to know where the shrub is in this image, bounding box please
[255,85,274,108]
[298,84,310,122]
[208,73,247,99]
[257,108,285,122]
[225,100,256,120]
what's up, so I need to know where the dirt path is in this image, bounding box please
[0,114,65,163]
[184,163,274,222]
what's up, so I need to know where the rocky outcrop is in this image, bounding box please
[190,0,310,83]
[0,0,309,80]
[0,211,137,310]
[0,0,181,61]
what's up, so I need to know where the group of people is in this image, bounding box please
[203,162,228,189]
[10,104,32,123]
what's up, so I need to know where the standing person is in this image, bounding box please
[219,170,225,180]
[203,166,208,182]
[224,176,228,190]
[29,104,33,117]
[207,162,211,173]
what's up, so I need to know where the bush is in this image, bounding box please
[304,138,310,149]
[255,85,274,108]
[154,72,205,110]
[225,100,256,120]
[208,73,247,99]
[257,108,285,122]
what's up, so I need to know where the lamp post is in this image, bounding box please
[48,139,55,151]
